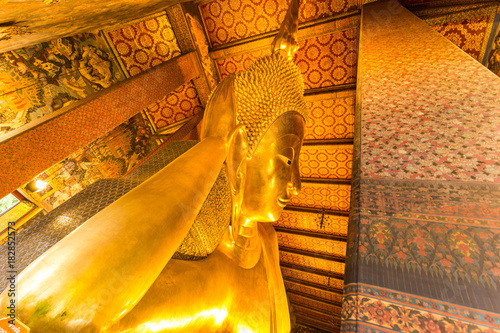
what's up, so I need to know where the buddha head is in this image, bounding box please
[200,52,308,224]
[200,0,305,227]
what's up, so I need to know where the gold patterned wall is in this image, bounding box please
[213,29,359,89]
[106,12,182,77]
[199,0,358,47]
[295,29,358,89]
[299,145,353,179]
[305,95,355,140]
[215,49,271,79]
[289,183,351,211]
[144,80,203,130]
[274,210,349,236]
[279,251,345,276]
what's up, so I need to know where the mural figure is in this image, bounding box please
[79,44,113,88]
[0,33,123,134]
[0,23,31,43]
[21,112,160,211]
[488,31,500,76]
[0,1,306,332]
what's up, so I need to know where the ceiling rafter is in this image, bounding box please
[210,10,360,52]
[301,178,352,185]
[287,289,342,308]
[279,246,345,263]
[280,263,345,280]
[296,311,342,328]
[284,276,344,295]
[304,83,357,96]
[275,227,347,243]
[284,206,350,217]
[291,301,342,319]
[296,316,340,332]
[303,139,354,146]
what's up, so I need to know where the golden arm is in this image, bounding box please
[0,137,226,332]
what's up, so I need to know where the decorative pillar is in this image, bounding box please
[343,0,500,332]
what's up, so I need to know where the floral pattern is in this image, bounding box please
[342,284,500,333]
[358,216,500,290]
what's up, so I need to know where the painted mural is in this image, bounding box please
[21,111,162,211]
[485,15,500,76]
[0,32,125,135]
[420,4,499,63]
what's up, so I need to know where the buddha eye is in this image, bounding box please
[276,154,293,166]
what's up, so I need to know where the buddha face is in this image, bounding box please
[241,112,305,222]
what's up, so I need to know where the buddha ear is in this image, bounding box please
[226,125,248,196]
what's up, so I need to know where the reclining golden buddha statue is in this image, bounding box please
[0,1,308,332]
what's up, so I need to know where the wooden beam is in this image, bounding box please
[296,312,342,329]
[284,276,344,295]
[284,206,349,217]
[303,139,354,146]
[275,227,347,243]
[296,317,340,333]
[287,289,342,307]
[279,246,346,264]
[210,13,360,60]
[304,84,357,96]
[0,53,201,198]
[211,10,360,53]
[301,178,352,185]
[280,263,345,281]
[291,301,342,319]
[295,322,336,333]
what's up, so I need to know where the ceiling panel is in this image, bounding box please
[299,145,353,179]
[277,232,346,258]
[107,13,181,77]
[296,315,341,331]
[293,304,340,324]
[425,5,496,62]
[293,305,335,324]
[281,266,344,290]
[274,210,349,236]
[289,182,351,211]
[285,281,343,303]
[215,49,272,79]
[144,80,203,129]
[294,29,358,89]
[305,96,355,140]
[200,0,358,47]
[279,251,345,275]
[289,294,342,315]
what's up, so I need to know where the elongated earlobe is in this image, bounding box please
[226,125,248,196]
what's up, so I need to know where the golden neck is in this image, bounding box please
[219,210,262,269]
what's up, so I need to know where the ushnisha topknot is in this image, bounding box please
[234,52,308,157]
